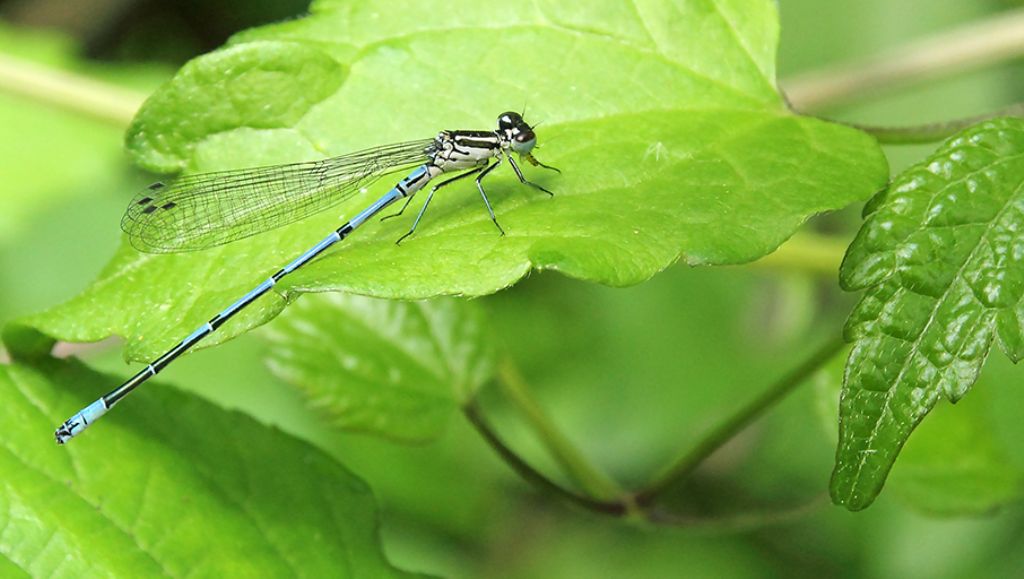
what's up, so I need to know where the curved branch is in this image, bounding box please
[0,53,145,127]
[645,493,828,530]
[783,8,1024,110]
[463,399,627,516]
[495,358,625,501]
[634,337,847,505]
[834,103,1024,144]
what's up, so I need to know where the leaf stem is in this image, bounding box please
[751,232,849,276]
[832,103,1024,145]
[467,390,828,527]
[783,8,1024,110]
[494,358,627,502]
[0,53,144,127]
[463,399,627,516]
[634,336,847,504]
[646,493,829,530]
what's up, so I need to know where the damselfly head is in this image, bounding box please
[497,111,537,154]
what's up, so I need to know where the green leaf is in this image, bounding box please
[814,344,1023,515]
[832,117,1024,511]
[126,40,345,173]
[261,294,495,442]
[0,356,422,577]
[17,0,887,361]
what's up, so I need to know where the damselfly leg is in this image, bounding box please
[395,166,484,245]
[508,156,554,196]
[475,158,506,236]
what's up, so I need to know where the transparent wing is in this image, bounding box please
[122,139,435,253]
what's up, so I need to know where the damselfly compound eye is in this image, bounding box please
[497,111,523,132]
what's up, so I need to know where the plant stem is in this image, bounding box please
[495,357,626,502]
[751,232,849,276]
[0,53,144,127]
[634,336,847,505]
[835,103,1024,144]
[646,493,829,531]
[6,7,1024,142]
[783,8,1024,111]
[463,399,626,515]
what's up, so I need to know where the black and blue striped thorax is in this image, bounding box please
[428,130,503,173]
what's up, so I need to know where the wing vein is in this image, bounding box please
[122,138,435,253]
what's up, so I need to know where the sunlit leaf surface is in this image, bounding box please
[0,356,421,577]
[19,0,886,361]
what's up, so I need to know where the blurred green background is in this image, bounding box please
[1,0,1023,577]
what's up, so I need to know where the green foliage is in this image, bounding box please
[7,1,1024,576]
[262,294,495,442]
[127,41,344,172]
[814,345,1024,515]
[14,0,886,363]
[833,118,1024,510]
[0,356,419,577]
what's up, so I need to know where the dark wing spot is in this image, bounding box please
[137,197,153,205]
[148,182,165,190]
[142,205,158,214]
[161,202,177,210]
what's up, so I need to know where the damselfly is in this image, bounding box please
[55,111,558,444]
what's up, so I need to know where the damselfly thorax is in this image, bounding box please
[431,130,501,170]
